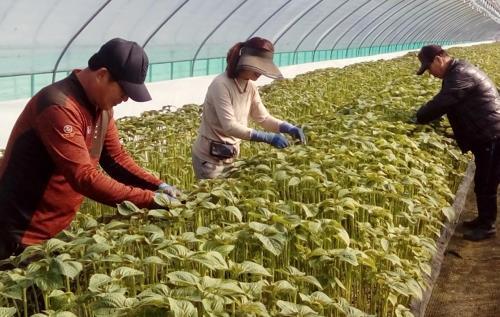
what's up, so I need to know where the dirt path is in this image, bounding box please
[425,188,500,317]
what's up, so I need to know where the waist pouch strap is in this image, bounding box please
[209,141,236,159]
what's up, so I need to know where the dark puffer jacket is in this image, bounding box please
[416,59,500,153]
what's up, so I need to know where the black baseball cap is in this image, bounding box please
[88,38,151,102]
[416,44,445,75]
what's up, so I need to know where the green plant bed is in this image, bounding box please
[2,43,500,317]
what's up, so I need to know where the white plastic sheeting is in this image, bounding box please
[0,0,498,77]
[0,41,491,149]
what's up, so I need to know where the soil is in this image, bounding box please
[424,187,500,317]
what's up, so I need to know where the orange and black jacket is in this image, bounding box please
[0,71,161,246]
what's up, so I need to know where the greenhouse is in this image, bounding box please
[0,0,499,316]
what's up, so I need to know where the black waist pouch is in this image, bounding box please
[210,141,236,159]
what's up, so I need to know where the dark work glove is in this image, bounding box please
[250,130,289,148]
[279,122,307,144]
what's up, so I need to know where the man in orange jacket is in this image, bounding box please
[0,38,179,259]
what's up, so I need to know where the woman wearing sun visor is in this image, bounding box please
[191,37,306,179]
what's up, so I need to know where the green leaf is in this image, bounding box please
[82,216,99,229]
[94,293,127,308]
[283,266,305,276]
[6,272,31,288]
[224,206,243,222]
[44,238,68,254]
[308,248,328,258]
[88,274,113,292]
[270,280,297,296]
[92,234,108,244]
[0,285,23,301]
[249,222,270,233]
[288,176,300,186]
[120,234,144,244]
[166,271,200,287]
[340,197,359,210]
[147,209,167,219]
[101,254,123,263]
[104,220,129,230]
[54,312,78,317]
[388,293,398,306]
[200,277,245,296]
[200,240,234,255]
[168,298,198,317]
[405,278,423,300]
[384,254,402,267]
[297,202,315,218]
[274,170,288,181]
[240,280,269,300]
[211,188,237,204]
[419,262,432,277]
[254,233,286,256]
[441,206,455,222]
[338,188,350,198]
[358,255,377,270]
[52,258,83,279]
[0,307,16,317]
[395,304,415,317]
[143,256,165,265]
[276,300,319,316]
[231,260,271,277]
[336,227,350,246]
[296,275,323,290]
[335,297,375,317]
[299,292,312,304]
[86,242,111,254]
[334,277,346,291]
[34,269,64,291]
[239,302,270,317]
[200,201,217,209]
[158,244,193,260]
[111,266,144,279]
[380,238,389,252]
[190,251,228,270]
[49,290,75,311]
[389,281,410,297]
[310,291,335,307]
[330,248,359,266]
[202,297,225,314]
[117,200,141,216]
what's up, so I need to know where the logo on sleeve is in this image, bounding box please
[62,125,76,138]
[63,125,73,133]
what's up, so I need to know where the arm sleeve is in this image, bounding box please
[249,88,282,132]
[99,118,163,191]
[416,71,475,124]
[34,105,155,208]
[211,82,253,140]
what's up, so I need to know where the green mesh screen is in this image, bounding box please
[0,40,458,102]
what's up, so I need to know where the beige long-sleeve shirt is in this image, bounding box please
[192,72,282,164]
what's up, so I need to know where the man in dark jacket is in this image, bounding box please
[0,38,180,259]
[414,44,500,241]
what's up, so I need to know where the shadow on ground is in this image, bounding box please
[425,188,500,317]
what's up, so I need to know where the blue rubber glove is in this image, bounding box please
[250,130,289,148]
[158,183,182,198]
[279,122,307,144]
